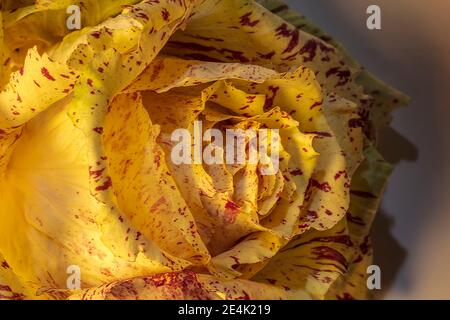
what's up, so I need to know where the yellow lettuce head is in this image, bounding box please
[0,0,408,300]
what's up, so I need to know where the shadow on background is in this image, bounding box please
[373,127,417,298]
[378,127,418,164]
[371,209,407,299]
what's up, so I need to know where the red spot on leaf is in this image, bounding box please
[93,127,103,134]
[264,85,279,110]
[224,200,240,224]
[310,179,332,192]
[275,23,299,54]
[239,12,260,27]
[95,177,112,191]
[337,293,355,300]
[161,8,170,21]
[89,167,105,181]
[41,67,55,81]
[91,31,101,39]
[325,67,351,86]
[299,39,335,63]
[334,170,347,180]
[290,169,303,176]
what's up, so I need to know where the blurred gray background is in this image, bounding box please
[285,0,450,299]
